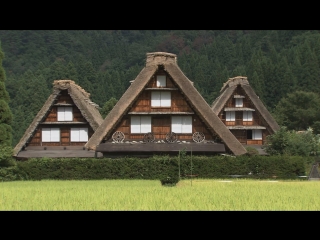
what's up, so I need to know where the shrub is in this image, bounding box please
[0,166,28,181]
[245,146,259,156]
[0,146,16,167]
[160,175,180,186]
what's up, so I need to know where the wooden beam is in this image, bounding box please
[128,112,194,115]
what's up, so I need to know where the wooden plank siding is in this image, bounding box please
[222,111,263,126]
[27,90,93,147]
[217,86,270,145]
[28,125,94,147]
[109,70,216,143]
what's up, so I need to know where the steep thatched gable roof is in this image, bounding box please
[211,76,280,133]
[85,52,247,156]
[13,80,104,156]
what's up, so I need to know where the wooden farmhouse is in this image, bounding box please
[85,52,247,157]
[211,76,280,145]
[13,80,104,159]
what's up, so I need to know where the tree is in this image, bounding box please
[0,42,13,147]
[100,97,118,118]
[273,91,320,134]
[264,126,320,156]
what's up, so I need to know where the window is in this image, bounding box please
[156,75,166,87]
[172,116,192,133]
[247,130,262,140]
[226,111,235,121]
[42,128,60,142]
[71,128,88,142]
[151,91,171,107]
[131,116,151,133]
[253,130,262,140]
[243,111,252,121]
[57,107,73,121]
[235,98,243,107]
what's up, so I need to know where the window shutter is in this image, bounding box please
[79,128,88,141]
[71,128,80,142]
[51,128,60,141]
[42,128,51,142]
[151,92,161,107]
[57,107,65,121]
[156,75,166,87]
[131,116,141,133]
[64,107,73,121]
[161,92,171,107]
[140,116,151,133]
[181,116,192,133]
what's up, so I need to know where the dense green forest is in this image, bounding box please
[1,30,320,147]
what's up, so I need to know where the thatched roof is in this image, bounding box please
[13,80,104,157]
[85,52,247,156]
[211,76,280,133]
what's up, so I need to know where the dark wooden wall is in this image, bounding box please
[218,86,271,145]
[110,69,215,142]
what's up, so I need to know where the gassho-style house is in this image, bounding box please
[84,52,247,157]
[13,52,281,159]
[211,76,280,146]
[13,80,103,159]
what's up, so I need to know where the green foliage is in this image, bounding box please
[0,43,13,147]
[264,126,320,156]
[160,176,180,186]
[0,166,28,181]
[274,91,320,133]
[245,146,259,156]
[0,82,10,102]
[0,146,16,167]
[159,155,180,186]
[100,97,118,118]
[10,154,308,182]
[264,126,290,155]
[0,145,27,181]
[0,42,5,84]
[0,124,13,147]
[0,100,12,125]
[3,30,320,147]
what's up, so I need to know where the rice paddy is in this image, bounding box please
[0,179,319,210]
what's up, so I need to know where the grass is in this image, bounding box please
[0,179,319,211]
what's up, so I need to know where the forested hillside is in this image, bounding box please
[0,30,320,146]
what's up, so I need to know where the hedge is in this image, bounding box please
[0,154,314,181]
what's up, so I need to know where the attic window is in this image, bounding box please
[151,91,171,107]
[235,98,243,107]
[57,107,73,121]
[156,75,166,87]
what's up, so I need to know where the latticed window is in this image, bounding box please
[151,91,171,107]
[235,98,243,107]
[71,128,88,142]
[226,111,235,121]
[42,128,60,142]
[131,116,151,133]
[243,111,252,121]
[252,129,262,140]
[57,107,73,121]
[156,75,166,87]
[171,116,192,133]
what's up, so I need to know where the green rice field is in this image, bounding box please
[0,179,319,210]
